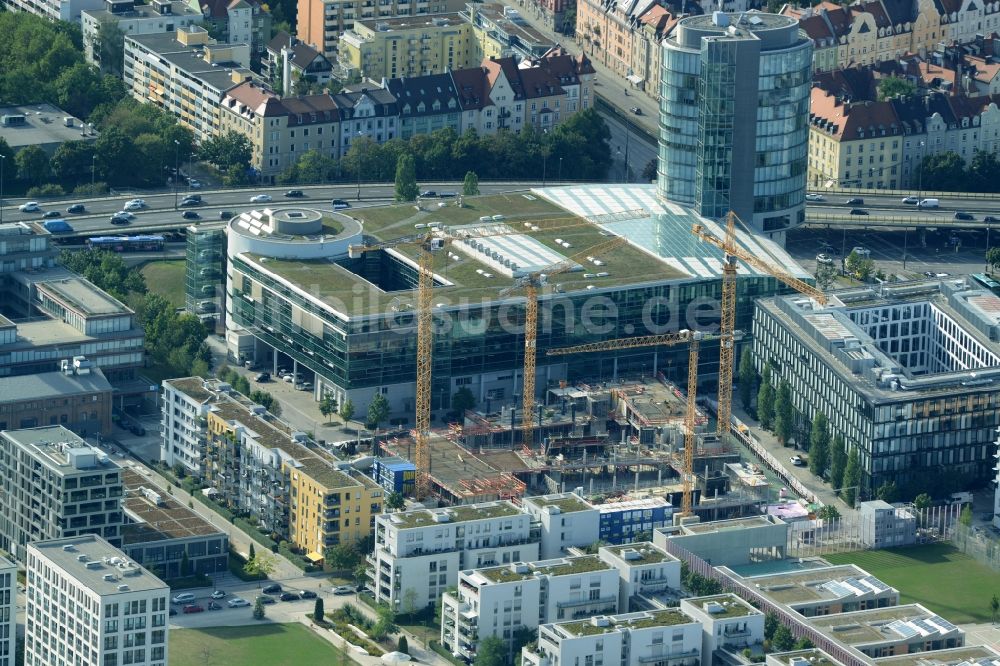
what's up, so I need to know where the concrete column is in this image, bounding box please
[293,359,298,381]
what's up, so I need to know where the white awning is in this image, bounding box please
[626,74,643,84]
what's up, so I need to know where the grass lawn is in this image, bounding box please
[170,623,344,666]
[825,543,999,623]
[140,259,186,309]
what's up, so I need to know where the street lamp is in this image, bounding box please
[173,140,180,210]
[541,128,549,187]
[0,154,5,227]
[558,157,563,182]
[90,155,96,197]
[355,131,363,201]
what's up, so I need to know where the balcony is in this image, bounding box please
[637,650,699,664]
[556,595,617,609]
[723,627,752,639]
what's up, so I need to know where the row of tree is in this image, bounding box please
[916,150,1000,193]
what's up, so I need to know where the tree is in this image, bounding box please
[244,552,276,583]
[842,447,860,507]
[366,393,390,430]
[815,263,838,290]
[738,350,756,411]
[252,596,266,620]
[793,638,815,650]
[641,158,657,182]
[15,145,50,185]
[198,130,252,170]
[451,387,476,414]
[462,170,480,195]
[385,491,406,511]
[394,153,418,202]
[987,248,1000,273]
[764,612,779,641]
[991,594,999,624]
[816,504,840,521]
[961,504,973,527]
[969,149,1000,193]
[319,395,337,422]
[249,543,256,561]
[339,398,355,422]
[829,435,846,490]
[757,361,775,429]
[96,20,126,75]
[876,480,898,503]
[914,492,932,510]
[916,151,966,192]
[475,636,507,666]
[845,250,875,282]
[324,543,361,572]
[371,604,399,641]
[774,380,794,445]
[771,625,795,652]
[314,597,326,623]
[398,636,409,654]
[51,140,96,182]
[808,412,830,477]
[292,149,338,184]
[877,76,917,101]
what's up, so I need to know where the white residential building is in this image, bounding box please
[522,493,600,559]
[25,535,169,666]
[1,0,103,22]
[82,0,202,70]
[160,377,226,476]
[441,555,620,661]
[598,542,682,609]
[522,609,703,666]
[371,502,539,611]
[679,594,766,665]
[0,557,14,666]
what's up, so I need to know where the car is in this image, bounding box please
[18,202,40,213]
[256,595,277,605]
[210,590,226,599]
[227,597,251,608]
[790,455,805,466]
[182,604,205,614]
[815,253,833,265]
[250,194,272,203]
[333,585,355,596]
[197,301,216,313]
[219,210,234,220]
[189,179,202,189]
[923,271,935,277]
[180,198,200,207]
[805,193,826,202]
[172,593,196,604]
[280,592,301,602]
[300,590,317,599]
[169,608,178,616]
[284,374,295,383]
[851,246,871,257]
[42,210,61,219]
[984,216,1000,223]
[254,372,270,382]
[284,189,305,198]
[182,193,202,202]
[630,106,642,115]
[207,601,222,610]
[262,583,282,594]
[297,382,313,391]
[125,199,145,210]
[845,198,864,205]
[439,192,457,198]
[181,210,201,220]
[954,211,975,221]
[66,204,86,214]
[902,196,919,204]
[420,190,438,198]
[116,211,136,220]
[935,272,950,277]
[917,198,939,209]
[850,208,869,215]
[130,424,146,436]
[110,214,130,225]
[332,199,350,210]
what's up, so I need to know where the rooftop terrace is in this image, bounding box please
[769,649,844,666]
[558,609,696,636]
[600,543,674,565]
[388,501,523,529]
[477,555,610,583]
[685,594,760,618]
[524,493,593,514]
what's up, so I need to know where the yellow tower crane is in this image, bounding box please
[691,215,827,443]
[546,329,732,515]
[499,235,628,454]
[348,218,588,498]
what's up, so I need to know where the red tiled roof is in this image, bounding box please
[449,67,493,111]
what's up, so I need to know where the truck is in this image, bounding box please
[42,219,74,233]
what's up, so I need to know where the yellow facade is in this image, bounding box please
[808,126,903,190]
[339,14,476,80]
[287,463,383,556]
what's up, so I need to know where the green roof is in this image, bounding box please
[768,649,841,666]
[559,609,695,636]
[390,502,522,529]
[601,543,672,565]
[478,555,611,583]
[526,494,592,514]
[686,594,759,618]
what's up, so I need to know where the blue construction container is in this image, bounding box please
[371,456,416,496]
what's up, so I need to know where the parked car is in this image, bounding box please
[630,106,642,115]
[789,455,805,466]
[227,598,251,608]
[284,189,304,198]
[851,246,871,257]
[182,604,205,614]
[66,204,86,214]
[130,424,146,436]
[42,210,62,219]
[332,199,350,210]
[901,196,919,204]
[256,595,276,605]
[172,593,196,604]
[300,590,317,599]
[188,179,202,189]
[169,608,178,616]
[439,192,457,198]
[210,590,226,599]
[850,208,869,215]
[815,253,833,265]
[845,198,864,205]
[280,592,301,602]
[182,210,200,220]
[250,194,272,203]
[333,585,355,596]
[207,601,222,610]
[805,193,825,202]
[18,202,40,212]
[262,584,282,594]
[254,372,270,382]
[954,211,975,221]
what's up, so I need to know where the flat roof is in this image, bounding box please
[557,608,696,637]
[2,426,121,476]
[809,605,957,646]
[121,468,225,543]
[744,564,896,605]
[600,543,675,565]
[596,497,672,513]
[0,104,97,149]
[37,277,132,317]
[0,367,111,404]
[163,376,217,404]
[680,515,780,534]
[355,12,466,31]
[478,555,610,583]
[387,500,522,529]
[874,645,1000,666]
[83,0,200,21]
[523,492,593,514]
[769,649,844,666]
[126,32,253,92]
[30,534,167,596]
[685,594,760,618]
[467,3,552,45]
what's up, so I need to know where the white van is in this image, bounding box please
[917,198,940,209]
[172,593,196,604]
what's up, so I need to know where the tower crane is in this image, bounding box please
[499,235,628,455]
[348,218,589,499]
[547,329,735,515]
[691,214,827,442]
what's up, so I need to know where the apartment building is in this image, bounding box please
[371,502,539,610]
[462,3,555,61]
[441,555,620,661]
[598,543,681,608]
[205,392,382,552]
[734,564,899,617]
[265,31,334,91]
[332,86,399,156]
[81,0,202,70]
[1,0,103,22]
[339,14,475,80]
[388,72,464,139]
[161,377,225,476]
[25,535,169,666]
[679,594,765,663]
[124,26,254,143]
[808,605,963,659]
[522,609,703,666]
[0,426,124,563]
[522,493,600,559]
[0,557,13,666]
[181,0,272,66]
[296,0,468,58]
[0,360,113,436]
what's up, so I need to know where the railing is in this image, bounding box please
[556,595,617,609]
[804,212,996,229]
[730,416,817,504]
[819,185,1000,201]
[636,650,699,664]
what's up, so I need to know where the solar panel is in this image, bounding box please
[928,616,957,633]
[909,619,935,636]
[887,620,919,639]
[821,581,852,598]
[860,576,890,593]
[840,578,866,596]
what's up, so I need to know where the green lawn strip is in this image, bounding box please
[139,259,187,309]
[169,623,343,666]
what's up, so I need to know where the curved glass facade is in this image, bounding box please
[657,46,699,205]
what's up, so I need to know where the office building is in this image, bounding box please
[0,359,113,436]
[522,608,703,666]
[81,0,202,71]
[0,105,98,155]
[522,493,600,558]
[185,225,225,318]
[25,535,169,666]
[124,26,254,143]
[462,3,555,62]
[441,554,619,661]
[120,468,229,579]
[858,500,917,549]
[807,605,963,658]
[597,543,681,609]
[654,516,788,568]
[338,14,475,81]
[730,564,898,618]
[370,502,539,610]
[752,280,1000,498]
[0,557,13,666]
[0,426,123,563]
[680,594,766,663]
[658,12,811,241]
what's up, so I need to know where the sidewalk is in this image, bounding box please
[297,609,451,666]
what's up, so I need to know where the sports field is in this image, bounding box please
[826,543,1000,624]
